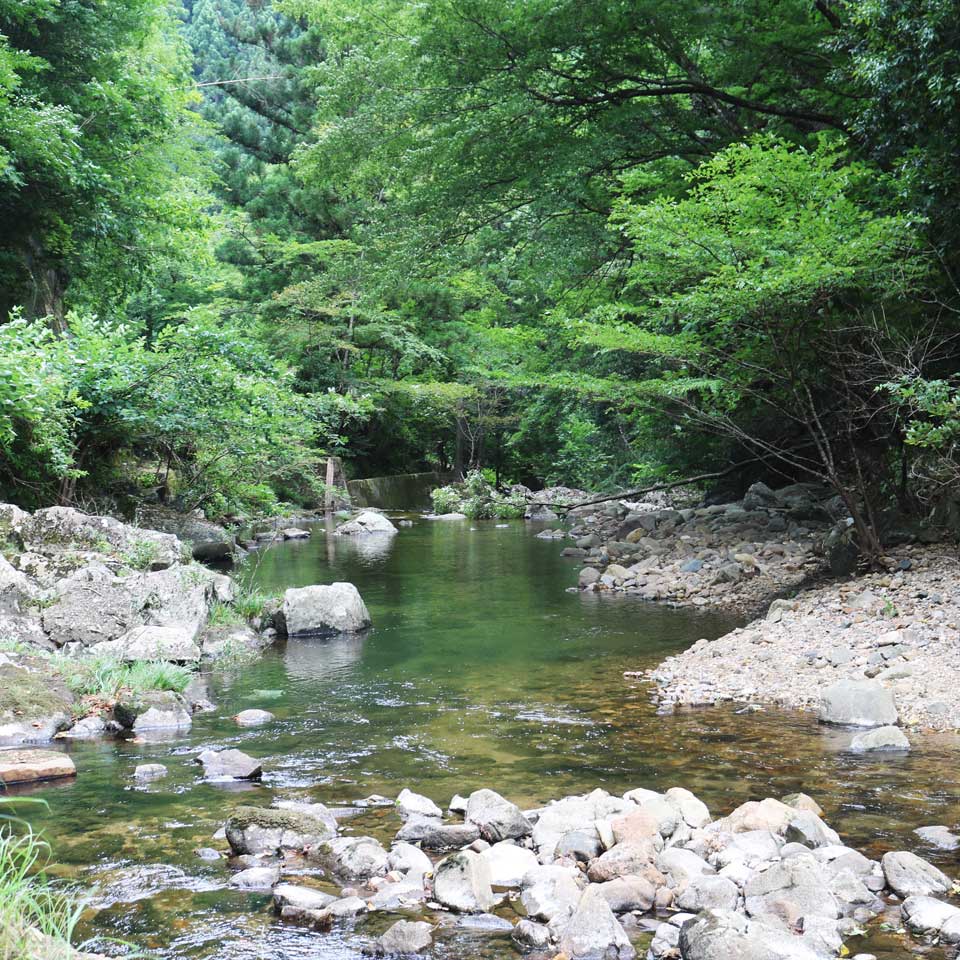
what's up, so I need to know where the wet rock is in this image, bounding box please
[520,864,583,921]
[367,878,428,911]
[512,919,550,950]
[272,884,336,916]
[480,840,539,887]
[432,850,495,913]
[326,896,367,918]
[233,709,274,727]
[901,895,960,937]
[676,874,739,912]
[61,714,108,739]
[127,691,192,733]
[881,850,951,897]
[913,825,960,850]
[396,815,480,851]
[559,886,636,960]
[465,788,532,842]
[849,725,910,752]
[196,748,262,780]
[133,763,168,781]
[225,805,335,855]
[369,920,432,956]
[555,828,603,862]
[281,582,371,637]
[229,865,280,890]
[0,748,76,784]
[313,836,390,882]
[818,680,898,727]
[388,842,433,878]
[593,875,656,913]
[396,787,443,820]
[335,512,398,536]
[679,908,821,960]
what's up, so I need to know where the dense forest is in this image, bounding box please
[1,0,959,556]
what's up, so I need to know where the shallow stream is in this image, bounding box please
[21,518,960,958]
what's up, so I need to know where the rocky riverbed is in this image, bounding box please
[553,482,880,614]
[642,544,960,732]
[187,778,960,960]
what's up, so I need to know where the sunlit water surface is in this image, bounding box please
[20,518,960,958]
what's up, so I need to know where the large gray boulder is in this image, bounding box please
[849,725,910,752]
[677,874,740,912]
[335,511,397,536]
[679,909,822,960]
[372,920,433,956]
[196,748,262,780]
[532,789,632,855]
[743,855,839,923]
[901,895,960,937]
[137,508,235,562]
[281,582,371,636]
[818,680,898,727]
[520,864,583,922]
[433,850,495,913]
[89,624,201,663]
[21,506,182,568]
[592,875,656,913]
[313,836,390,881]
[396,815,480,851]
[226,806,336,855]
[465,788,532,842]
[41,563,216,647]
[559,886,635,960]
[881,850,951,897]
[479,841,539,888]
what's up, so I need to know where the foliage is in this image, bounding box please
[52,655,193,700]
[431,470,526,519]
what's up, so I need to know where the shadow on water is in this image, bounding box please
[21,517,960,958]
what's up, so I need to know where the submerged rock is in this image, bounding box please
[133,763,168,782]
[281,583,371,636]
[233,709,274,727]
[849,725,910,752]
[0,748,76,785]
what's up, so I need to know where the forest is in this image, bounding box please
[2,0,960,554]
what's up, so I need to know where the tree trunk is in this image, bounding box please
[24,236,68,332]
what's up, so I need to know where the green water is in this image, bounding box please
[19,518,960,958]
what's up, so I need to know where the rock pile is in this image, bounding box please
[564,482,843,612]
[217,783,958,959]
[645,547,960,730]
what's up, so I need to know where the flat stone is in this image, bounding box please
[0,748,76,784]
[234,709,274,727]
[196,748,262,780]
[133,763,168,781]
[849,725,910,752]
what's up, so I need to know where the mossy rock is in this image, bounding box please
[225,805,337,855]
[0,662,74,725]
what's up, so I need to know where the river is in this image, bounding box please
[22,517,959,958]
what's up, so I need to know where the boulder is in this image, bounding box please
[666,786,711,828]
[818,680,898,727]
[388,842,433,878]
[743,855,839,923]
[0,554,33,614]
[335,512,398,536]
[520,864,583,921]
[396,816,480,851]
[676,875,739,912]
[465,788,532,842]
[849,725,910,752]
[281,582,371,637]
[512,919,551,950]
[881,850,951,897]
[22,506,182,568]
[587,839,660,882]
[137,508,235,562]
[396,787,443,820]
[129,691,192,733]
[593,875,656,913]
[313,836,390,881]
[558,886,636,960]
[272,884,336,915]
[234,709,274,727]
[679,908,822,960]
[196,748,262,780]
[433,850,495,913]
[367,879,428,912]
[133,763,168,781]
[90,624,201,663]
[480,841,539,887]
[201,625,270,663]
[712,797,798,835]
[532,789,632,855]
[901,895,960,936]
[225,806,335,855]
[229,865,280,890]
[371,920,433,956]
[0,748,76,784]
[555,828,603,862]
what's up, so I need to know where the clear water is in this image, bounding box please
[18,518,958,958]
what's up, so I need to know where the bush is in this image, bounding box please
[430,470,526,519]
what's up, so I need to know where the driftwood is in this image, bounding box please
[529,461,756,513]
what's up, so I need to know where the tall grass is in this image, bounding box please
[0,803,83,960]
[52,655,193,700]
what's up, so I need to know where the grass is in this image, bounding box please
[208,586,274,628]
[52,655,193,700]
[0,802,83,960]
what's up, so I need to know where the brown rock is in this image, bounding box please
[0,748,76,784]
[611,808,660,846]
